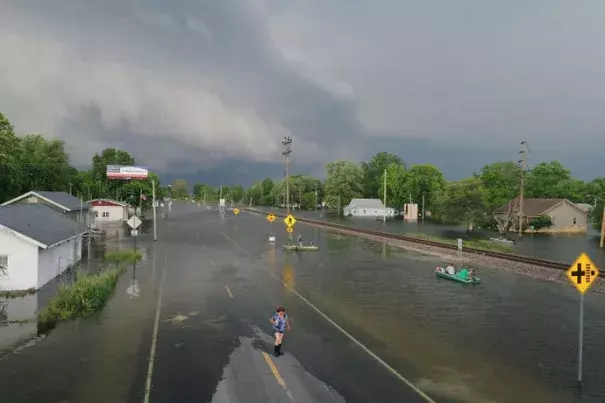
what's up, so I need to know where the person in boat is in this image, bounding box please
[457,267,470,280]
[445,264,456,275]
[270,306,291,356]
[297,233,303,246]
[468,268,476,281]
[309,240,316,247]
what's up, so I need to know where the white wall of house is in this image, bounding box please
[0,229,39,291]
[92,205,127,222]
[37,238,81,289]
[344,206,396,217]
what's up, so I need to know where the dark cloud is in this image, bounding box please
[1,0,604,181]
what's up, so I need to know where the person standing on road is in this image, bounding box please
[270,306,291,356]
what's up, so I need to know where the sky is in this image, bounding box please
[2,0,605,186]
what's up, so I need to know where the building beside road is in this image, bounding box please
[1,190,91,227]
[343,199,397,217]
[0,204,87,291]
[494,198,588,233]
[89,199,129,223]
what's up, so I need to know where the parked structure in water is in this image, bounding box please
[343,199,396,217]
[0,204,87,291]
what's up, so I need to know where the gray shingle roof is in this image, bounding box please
[494,198,587,217]
[34,191,89,211]
[347,198,385,208]
[0,204,86,247]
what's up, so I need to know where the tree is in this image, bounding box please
[525,161,572,198]
[90,148,136,199]
[361,152,404,198]
[476,161,521,211]
[378,162,407,208]
[171,179,189,198]
[301,192,316,210]
[324,160,363,208]
[405,164,446,211]
[0,113,23,201]
[590,202,604,233]
[434,179,488,230]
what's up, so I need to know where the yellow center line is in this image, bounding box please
[225,285,234,298]
[262,351,287,390]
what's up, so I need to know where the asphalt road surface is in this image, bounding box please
[141,204,433,403]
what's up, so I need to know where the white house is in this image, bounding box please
[343,198,396,217]
[1,190,91,227]
[0,204,87,291]
[89,199,129,223]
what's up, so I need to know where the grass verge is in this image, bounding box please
[37,249,141,334]
[405,233,514,253]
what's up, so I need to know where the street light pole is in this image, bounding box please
[518,141,529,237]
[282,136,293,242]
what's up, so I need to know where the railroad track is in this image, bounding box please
[243,208,571,271]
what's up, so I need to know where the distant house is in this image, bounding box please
[0,204,87,291]
[1,191,91,227]
[343,198,396,217]
[89,199,129,223]
[494,198,588,233]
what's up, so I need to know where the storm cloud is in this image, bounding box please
[1,0,604,180]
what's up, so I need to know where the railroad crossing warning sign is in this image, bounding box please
[267,213,275,223]
[566,252,600,294]
[286,226,293,233]
[233,208,239,215]
[284,214,297,228]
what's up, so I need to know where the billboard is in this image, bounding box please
[106,165,149,180]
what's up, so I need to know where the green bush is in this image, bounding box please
[105,250,142,265]
[37,266,126,334]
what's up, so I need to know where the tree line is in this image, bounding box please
[2,111,602,232]
[0,112,165,207]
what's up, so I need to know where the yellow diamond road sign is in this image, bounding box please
[267,213,275,222]
[566,252,599,294]
[284,214,297,227]
[286,226,293,233]
[233,208,239,215]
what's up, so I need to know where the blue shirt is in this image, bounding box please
[272,313,288,332]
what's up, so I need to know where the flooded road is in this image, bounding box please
[252,207,605,268]
[0,202,604,402]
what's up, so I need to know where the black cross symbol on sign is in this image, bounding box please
[571,263,586,284]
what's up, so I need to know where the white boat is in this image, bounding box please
[489,236,514,244]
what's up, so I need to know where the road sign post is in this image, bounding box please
[457,238,462,257]
[284,214,297,244]
[566,252,600,385]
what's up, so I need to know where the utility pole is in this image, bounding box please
[518,141,529,237]
[314,183,318,212]
[203,190,207,205]
[69,183,72,195]
[337,195,341,219]
[299,187,302,211]
[422,194,425,221]
[383,169,387,223]
[282,135,293,242]
[151,179,157,241]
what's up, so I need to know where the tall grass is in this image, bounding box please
[405,233,514,253]
[37,249,141,334]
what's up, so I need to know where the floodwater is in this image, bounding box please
[0,203,603,402]
[255,207,605,268]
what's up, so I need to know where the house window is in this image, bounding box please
[0,255,8,277]
[95,211,99,218]
[573,217,576,225]
[102,212,110,218]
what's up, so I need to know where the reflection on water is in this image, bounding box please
[285,232,605,403]
[0,294,37,354]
